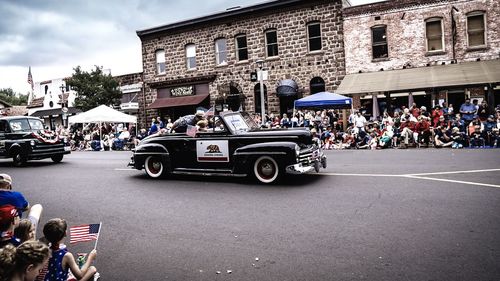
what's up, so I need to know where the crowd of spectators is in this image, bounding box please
[249,99,500,150]
[0,174,99,281]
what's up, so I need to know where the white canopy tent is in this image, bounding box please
[68,105,137,150]
[68,105,137,124]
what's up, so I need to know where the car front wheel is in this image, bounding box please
[51,154,64,163]
[144,156,165,178]
[12,151,27,167]
[253,156,280,184]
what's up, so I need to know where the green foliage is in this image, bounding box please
[0,88,29,106]
[66,66,122,111]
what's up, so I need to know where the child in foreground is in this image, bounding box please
[42,218,98,281]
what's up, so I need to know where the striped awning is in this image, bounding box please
[337,60,500,94]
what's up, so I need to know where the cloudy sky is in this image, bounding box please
[0,0,382,95]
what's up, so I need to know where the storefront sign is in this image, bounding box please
[171,86,194,97]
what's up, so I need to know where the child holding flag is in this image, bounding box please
[41,218,98,281]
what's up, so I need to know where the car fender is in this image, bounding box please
[233,142,297,174]
[7,142,26,157]
[133,143,171,172]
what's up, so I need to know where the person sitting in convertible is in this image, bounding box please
[170,110,206,133]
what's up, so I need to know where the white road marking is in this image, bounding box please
[408,168,500,176]
[405,175,500,189]
[317,169,500,189]
[114,168,136,171]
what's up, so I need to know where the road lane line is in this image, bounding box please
[317,173,403,177]
[114,168,136,171]
[408,168,500,176]
[405,175,500,189]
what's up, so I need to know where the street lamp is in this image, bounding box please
[256,59,266,127]
[59,84,68,128]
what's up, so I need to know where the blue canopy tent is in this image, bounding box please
[294,91,352,109]
[293,91,353,128]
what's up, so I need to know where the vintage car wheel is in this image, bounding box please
[253,156,280,184]
[12,151,27,167]
[51,154,64,163]
[145,156,165,178]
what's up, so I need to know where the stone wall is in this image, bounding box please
[138,0,346,127]
[343,0,500,74]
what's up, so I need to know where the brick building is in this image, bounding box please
[136,0,347,128]
[338,0,500,116]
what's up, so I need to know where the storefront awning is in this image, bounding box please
[147,93,209,109]
[276,79,298,96]
[337,60,500,95]
[31,107,81,117]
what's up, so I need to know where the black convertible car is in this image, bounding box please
[129,112,326,184]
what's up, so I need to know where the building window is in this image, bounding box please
[371,25,388,59]
[185,44,196,70]
[307,22,322,52]
[310,77,325,94]
[467,12,486,47]
[235,34,248,61]
[265,29,279,57]
[215,38,228,65]
[155,49,166,74]
[425,18,444,52]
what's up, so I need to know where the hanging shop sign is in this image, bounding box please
[171,86,194,97]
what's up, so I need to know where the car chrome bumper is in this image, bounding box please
[286,152,327,175]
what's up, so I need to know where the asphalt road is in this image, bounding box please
[1,149,499,281]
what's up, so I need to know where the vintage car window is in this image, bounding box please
[28,119,45,130]
[0,120,9,133]
[9,119,31,132]
[212,116,227,132]
[224,114,250,132]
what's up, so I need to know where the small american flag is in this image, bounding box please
[186,125,197,137]
[70,223,100,244]
[35,263,48,281]
[27,66,34,90]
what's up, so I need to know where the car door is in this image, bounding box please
[0,120,7,156]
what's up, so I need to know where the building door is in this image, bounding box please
[447,90,465,112]
[254,84,268,115]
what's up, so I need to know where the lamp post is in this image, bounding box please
[59,84,68,128]
[256,59,266,127]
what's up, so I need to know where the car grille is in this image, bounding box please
[297,146,316,166]
[32,142,65,154]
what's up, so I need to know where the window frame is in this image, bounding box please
[215,38,228,66]
[265,29,279,58]
[371,25,388,60]
[185,44,197,70]
[466,11,487,48]
[155,49,166,75]
[425,18,445,53]
[235,34,248,62]
[307,22,322,52]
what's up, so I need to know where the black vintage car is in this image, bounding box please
[0,116,70,166]
[129,112,327,184]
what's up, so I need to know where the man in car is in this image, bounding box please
[170,110,206,133]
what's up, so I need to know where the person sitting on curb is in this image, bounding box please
[0,240,50,281]
[0,174,29,217]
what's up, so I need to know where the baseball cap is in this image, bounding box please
[0,205,18,224]
[195,110,205,118]
[0,174,12,188]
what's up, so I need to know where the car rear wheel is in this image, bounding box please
[145,156,165,178]
[12,151,27,167]
[51,154,64,163]
[253,156,280,184]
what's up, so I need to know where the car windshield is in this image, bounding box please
[9,119,44,132]
[223,113,251,132]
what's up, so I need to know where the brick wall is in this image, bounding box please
[343,0,500,74]
[138,0,346,127]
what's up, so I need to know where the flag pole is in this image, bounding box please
[93,222,102,250]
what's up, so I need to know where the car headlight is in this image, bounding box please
[30,140,36,146]
[295,144,301,156]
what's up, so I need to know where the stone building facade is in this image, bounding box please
[136,0,346,128]
[339,0,500,114]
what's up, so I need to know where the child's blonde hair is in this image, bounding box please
[0,241,50,280]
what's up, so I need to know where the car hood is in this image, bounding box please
[241,127,313,144]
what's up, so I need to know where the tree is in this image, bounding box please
[0,88,28,105]
[66,66,122,111]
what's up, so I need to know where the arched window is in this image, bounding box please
[155,49,166,74]
[254,83,268,114]
[310,77,325,94]
[185,44,196,70]
[215,38,228,65]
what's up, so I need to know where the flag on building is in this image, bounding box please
[27,66,34,90]
[70,223,100,244]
